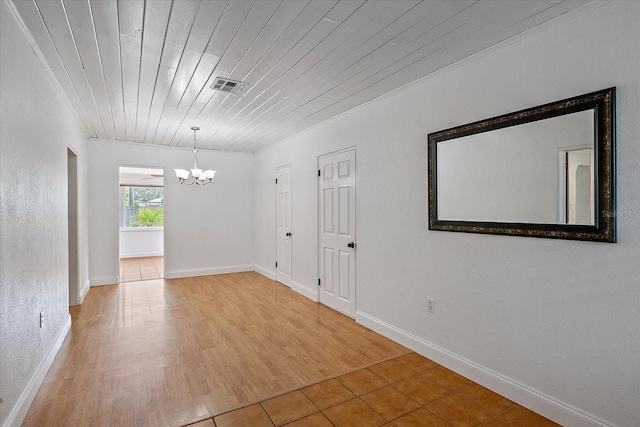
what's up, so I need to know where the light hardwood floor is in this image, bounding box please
[23,272,559,427]
[23,272,408,426]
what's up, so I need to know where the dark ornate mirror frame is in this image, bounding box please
[428,87,616,242]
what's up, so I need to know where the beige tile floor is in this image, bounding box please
[119,256,164,282]
[189,353,560,427]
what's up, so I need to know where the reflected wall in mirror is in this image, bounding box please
[428,87,615,242]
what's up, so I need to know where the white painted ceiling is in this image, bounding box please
[119,166,163,176]
[10,0,594,152]
[118,166,163,186]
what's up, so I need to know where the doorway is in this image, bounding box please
[558,148,594,225]
[276,164,292,287]
[67,148,79,305]
[118,166,165,282]
[318,149,356,318]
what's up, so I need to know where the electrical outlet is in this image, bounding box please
[427,299,435,313]
[40,312,44,328]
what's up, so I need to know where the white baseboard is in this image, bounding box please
[79,280,90,303]
[119,252,163,259]
[90,276,117,286]
[2,314,71,427]
[253,264,276,281]
[291,280,319,302]
[165,264,254,279]
[355,311,614,427]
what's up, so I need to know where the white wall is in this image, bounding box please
[87,141,254,284]
[119,229,164,258]
[0,2,89,425]
[253,2,640,426]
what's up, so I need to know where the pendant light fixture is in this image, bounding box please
[174,126,216,185]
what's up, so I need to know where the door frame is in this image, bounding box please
[116,164,166,283]
[317,146,357,314]
[67,147,79,305]
[557,144,593,224]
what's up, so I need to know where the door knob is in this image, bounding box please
[347,242,355,248]
[286,232,292,237]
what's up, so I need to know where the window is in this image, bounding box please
[120,186,164,228]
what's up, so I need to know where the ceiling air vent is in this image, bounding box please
[210,77,250,95]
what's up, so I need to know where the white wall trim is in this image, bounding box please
[291,280,319,302]
[119,251,163,259]
[355,311,615,427]
[90,276,117,287]
[253,264,276,281]
[2,314,71,427]
[79,280,90,304]
[165,264,254,279]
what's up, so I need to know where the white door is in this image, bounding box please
[319,149,356,318]
[276,165,292,287]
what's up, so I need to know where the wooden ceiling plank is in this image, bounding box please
[163,0,282,147]
[189,0,333,148]
[194,0,344,145]
[90,0,125,140]
[62,0,116,140]
[134,0,173,142]
[470,0,575,51]
[11,0,96,136]
[227,0,365,118]
[158,0,228,149]
[176,0,310,149]
[231,1,474,145]
[11,0,593,150]
[34,0,106,137]
[219,0,426,147]
[161,0,270,147]
[252,22,478,144]
[249,1,564,147]
[239,1,517,145]
[206,0,362,149]
[228,1,311,83]
[218,3,579,150]
[217,0,401,146]
[157,0,228,147]
[117,0,144,141]
[273,0,422,100]
[144,0,200,144]
[150,0,235,145]
[316,1,556,116]
[223,0,337,107]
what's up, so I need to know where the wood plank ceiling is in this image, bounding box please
[9,0,593,152]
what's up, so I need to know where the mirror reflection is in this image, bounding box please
[436,110,595,225]
[427,87,615,242]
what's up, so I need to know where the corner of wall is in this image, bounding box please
[291,280,319,302]
[79,280,90,304]
[253,264,276,281]
[90,276,118,287]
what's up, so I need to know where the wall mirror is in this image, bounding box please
[428,88,615,242]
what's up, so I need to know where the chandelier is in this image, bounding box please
[174,126,216,185]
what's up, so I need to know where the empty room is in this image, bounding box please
[1,1,639,427]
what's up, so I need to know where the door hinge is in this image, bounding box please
[276,262,278,268]
[276,178,278,184]
[318,169,321,177]
[318,278,321,286]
